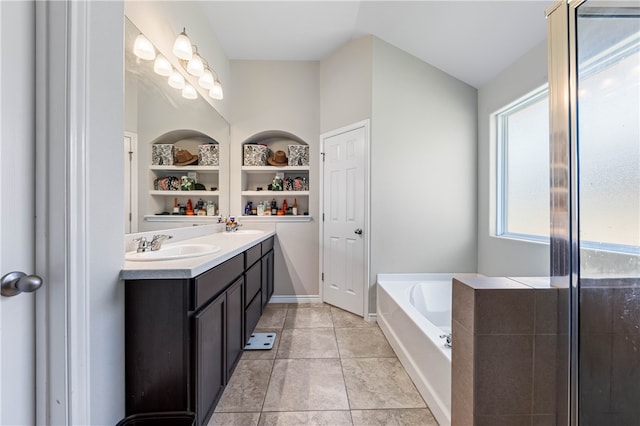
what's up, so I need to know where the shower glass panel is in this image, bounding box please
[576,3,640,424]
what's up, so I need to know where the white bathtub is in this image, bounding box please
[377,273,456,426]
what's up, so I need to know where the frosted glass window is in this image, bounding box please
[578,33,640,250]
[496,88,550,240]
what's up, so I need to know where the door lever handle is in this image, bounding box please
[1,271,44,297]
[354,228,363,235]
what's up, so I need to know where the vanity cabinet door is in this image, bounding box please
[125,279,190,416]
[245,261,262,308]
[245,288,262,341]
[261,250,274,308]
[194,292,225,426]
[226,276,244,380]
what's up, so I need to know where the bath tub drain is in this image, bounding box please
[244,332,276,350]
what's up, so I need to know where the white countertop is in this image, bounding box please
[121,225,275,280]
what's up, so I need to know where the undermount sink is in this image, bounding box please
[125,243,221,261]
[222,229,265,236]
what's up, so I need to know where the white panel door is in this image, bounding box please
[0,1,37,424]
[322,125,367,316]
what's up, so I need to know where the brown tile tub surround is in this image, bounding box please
[579,279,640,425]
[451,276,558,426]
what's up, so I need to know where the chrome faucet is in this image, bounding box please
[133,235,173,253]
[225,220,242,232]
[150,234,172,251]
[133,237,150,253]
[440,333,452,348]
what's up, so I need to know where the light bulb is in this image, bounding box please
[153,55,172,77]
[198,69,214,89]
[182,83,197,100]
[173,29,193,61]
[186,53,204,77]
[133,34,155,60]
[209,79,223,100]
[168,70,185,89]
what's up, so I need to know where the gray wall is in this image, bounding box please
[370,38,478,309]
[230,60,320,299]
[320,35,372,133]
[477,41,550,276]
[84,2,124,423]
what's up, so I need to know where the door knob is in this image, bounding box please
[354,228,363,235]
[1,271,44,297]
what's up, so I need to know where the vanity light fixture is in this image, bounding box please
[133,34,155,60]
[173,28,193,61]
[198,67,215,90]
[171,26,224,101]
[153,54,172,77]
[168,70,186,89]
[182,83,198,100]
[209,78,224,100]
[186,51,205,77]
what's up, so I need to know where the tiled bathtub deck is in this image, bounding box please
[209,303,439,426]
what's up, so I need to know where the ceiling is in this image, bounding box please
[201,1,552,89]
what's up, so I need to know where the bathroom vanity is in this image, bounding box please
[121,230,274,426]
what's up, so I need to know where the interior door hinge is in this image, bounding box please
[321,273,324,281]
[321,152,325,161]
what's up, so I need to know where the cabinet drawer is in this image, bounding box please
[194,254,243,309]
[245,290,262,342]
[245,261,261,308]
[245,243,262,268]
[261,236,274,255]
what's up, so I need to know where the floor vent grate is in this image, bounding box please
[244,332,276,350]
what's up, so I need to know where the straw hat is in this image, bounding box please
[268,150,288,166]
[174,149,198,166]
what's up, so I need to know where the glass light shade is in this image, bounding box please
[198,69,214,89]
[173,30,193,60]
[133,34,155,60]
[209,80,224,100]
[182,84,197,100]
[186,53,205,77]
[168,70,185,89]
[153,55,172,77]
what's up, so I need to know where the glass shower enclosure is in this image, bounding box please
[548,1,639,424]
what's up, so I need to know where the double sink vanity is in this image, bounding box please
[121,224,275,425]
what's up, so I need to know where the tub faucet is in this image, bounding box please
[150,234,172,251]
[440,333,452,348]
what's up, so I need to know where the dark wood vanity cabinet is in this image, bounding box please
[124,237,275,426]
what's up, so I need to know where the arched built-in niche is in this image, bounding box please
[239,130,310,220]
[145,129,223,222]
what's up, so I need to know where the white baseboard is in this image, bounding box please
[367,313,377,323]
[269,295,322,304]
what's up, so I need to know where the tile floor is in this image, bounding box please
[209,303,439,426]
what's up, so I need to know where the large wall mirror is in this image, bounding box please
[124,16,230,233]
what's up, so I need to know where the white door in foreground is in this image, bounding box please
[0,1,39,424]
